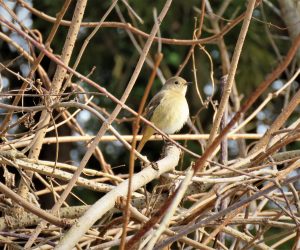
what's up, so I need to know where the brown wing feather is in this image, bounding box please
[136,91,165,153]
[144,91,165,121]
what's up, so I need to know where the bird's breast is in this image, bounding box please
[151,92,189,134]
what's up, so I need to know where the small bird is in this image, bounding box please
[137,76,190,153]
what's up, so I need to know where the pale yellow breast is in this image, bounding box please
[150,90,189,134]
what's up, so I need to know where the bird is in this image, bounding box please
[136,76,190,153]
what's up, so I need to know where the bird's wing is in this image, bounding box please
[137,92,164,152]
[144,91,165,121]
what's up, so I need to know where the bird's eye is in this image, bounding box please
[174,81,179,85]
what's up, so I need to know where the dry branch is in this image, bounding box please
[55,144,181,249]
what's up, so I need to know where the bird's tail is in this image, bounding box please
[136,127,154,155]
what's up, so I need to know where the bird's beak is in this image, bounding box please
[185,82,193,85]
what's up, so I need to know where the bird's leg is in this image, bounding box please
[161,138,176,158]
[151,161,159,170]
[139,156,149,169]
[139,159,159,170]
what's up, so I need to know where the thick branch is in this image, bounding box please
[55,144,181,249]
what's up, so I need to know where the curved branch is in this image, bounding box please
[16,0,260,46]
[0,206,88,231]
[55,144,181,249]
[0,182,70,228]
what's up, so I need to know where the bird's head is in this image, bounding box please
[162,76,191,95]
